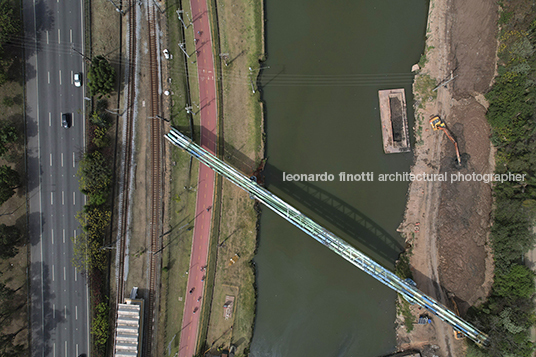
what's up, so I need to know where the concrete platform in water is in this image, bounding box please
[378,88,411,154]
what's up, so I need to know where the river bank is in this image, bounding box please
[395,0,498,356]
[199,0,266,355]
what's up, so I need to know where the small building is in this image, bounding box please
[114,293,144,357]
[378,89,411,153]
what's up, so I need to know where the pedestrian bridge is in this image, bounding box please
[165,127,489,347]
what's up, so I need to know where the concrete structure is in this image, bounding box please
[378,89,411,153]
[114,298,144,357]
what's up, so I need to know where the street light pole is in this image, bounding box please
[178,43,190,59]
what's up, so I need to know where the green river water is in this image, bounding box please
[250,1,429,356]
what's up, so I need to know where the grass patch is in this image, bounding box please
[158,0,202,356]
[413,73,437,108]
[398,297,415,333]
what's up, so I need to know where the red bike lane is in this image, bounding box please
[177,0,218,356]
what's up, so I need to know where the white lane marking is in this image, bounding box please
[49,153,52,166]
[74,230,77,242]
[64,340,67,357]
[49,112,51,126]
[75,267,77,281]
[52,264,54,281]
[47,71,50,84]
[75,305,78,320]
[76,344,78,356]
[73,192,76,205]
[61,153,63,167]
[62,191,64,205]
[72,152,75,167]
[59,70,62,85]
[53,304,55,318]
[51,229,54,244]
[58,28,60,43]
[72,112,75,126]
[63,229,65,243]
[46,30,49,44]
[70,70,73,85]
[64,266,66,280]
[70,29,72,43]
[50,192,53,205]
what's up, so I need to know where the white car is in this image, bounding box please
[73,73,82,87]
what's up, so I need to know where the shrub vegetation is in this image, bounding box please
[467,2,536,356]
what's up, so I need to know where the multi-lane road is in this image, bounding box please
[24,0,89,356]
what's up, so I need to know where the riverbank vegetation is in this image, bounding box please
[466,2,536,356]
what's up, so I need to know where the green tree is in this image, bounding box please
[494,264,535,300]
[71,231,107,272]
[0,165,19,205]
[87,55,116,95]
[77,151,112,196]
[91,301,109,346]
[0,224,20,259]
[0,125,17,157]
[0,0,20,45]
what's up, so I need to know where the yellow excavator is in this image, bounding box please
[429,115,462,166]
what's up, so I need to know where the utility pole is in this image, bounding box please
[219,53,229,66]
[178,43,190,59]
[176,10,190,28]
[249,65,270,72]
[250,78,256,94]
[152,0,163,13]
[106,0,125,15]
[149,114,170,122]
[106,108,126,116]
[71,45,91,62]
[185,106,195,115]
[433,71,458,92]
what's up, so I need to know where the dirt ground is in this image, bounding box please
[396,0,498,356]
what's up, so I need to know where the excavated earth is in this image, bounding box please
[396,0,498,356]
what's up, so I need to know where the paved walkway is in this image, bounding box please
[177,0,218,356]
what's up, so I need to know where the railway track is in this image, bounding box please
[145,2,162,355]
[114,1,161,354]
[115,0,137,312]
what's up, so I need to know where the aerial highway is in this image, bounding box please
[24,0,89,355]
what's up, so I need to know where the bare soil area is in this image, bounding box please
[396,0,499,356]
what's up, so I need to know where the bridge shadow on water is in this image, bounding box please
[174,125,404,264]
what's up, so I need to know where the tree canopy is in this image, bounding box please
[87,55,116,96]
[0,224,20,259]
[0,165,19,205]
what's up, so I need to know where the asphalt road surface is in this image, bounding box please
[177,0,218,355]
[24,0,89,355]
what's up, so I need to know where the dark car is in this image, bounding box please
[62,113,71,128]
